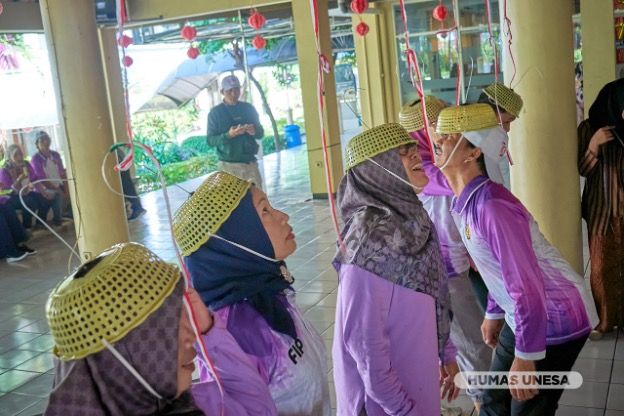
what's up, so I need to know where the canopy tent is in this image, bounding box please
[137,35,353,112]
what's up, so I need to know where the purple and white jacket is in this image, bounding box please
[414,130,470,278]
[450,175,598,360]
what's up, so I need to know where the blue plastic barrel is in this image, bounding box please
[284,124,302,148]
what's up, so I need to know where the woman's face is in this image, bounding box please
[11,148,23,164]
[37,136,51,152]
[252,187,296,260]
[398,143,429,190]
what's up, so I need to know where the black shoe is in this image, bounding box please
[17,245,37,256]
[128,208,147,221]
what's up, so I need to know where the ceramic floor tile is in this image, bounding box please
[608,383,624,410]
[0,370,40,394]
[606,410,624,416]
[555,406,604,416]
[573,357,613,383]
[560,381,609,408]
[0,332,41,354]
[10,373,54,398]
[0,349,41,369]
[0,393,42,416]
[15,353,55,373]
[18,335,54,353]
[579,336,617,360]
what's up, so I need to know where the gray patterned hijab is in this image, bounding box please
[45,282,203,416]
[333,148,451,359]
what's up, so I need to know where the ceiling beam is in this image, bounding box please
[0,2,43,33]
[125,0,291,26]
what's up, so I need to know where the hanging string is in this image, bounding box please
[503,0,517,88]
[484,0,500,84]
[113,1,224,411]
[309,0,345,253]
[102,140,225,415]
[397,0,434,158]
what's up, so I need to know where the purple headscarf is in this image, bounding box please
[45,281,203,416]
[333,147,452,359]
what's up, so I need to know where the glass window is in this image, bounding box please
[394,0,502,105]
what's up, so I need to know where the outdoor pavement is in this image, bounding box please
[0,145,622,415]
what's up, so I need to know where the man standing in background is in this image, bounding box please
[207,74,264,188]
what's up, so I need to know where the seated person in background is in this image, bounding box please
[0,144,51,229]
[0,203,36,263]
[31,131,71,224]
[173,171,330,416]
[45,242,251,415]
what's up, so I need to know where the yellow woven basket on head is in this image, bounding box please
[436,103,499,134]
[46,242,181,361]
[483,82,523,118]
[345,123,414,170]
[398,95,446,133]
[173,171,252,257]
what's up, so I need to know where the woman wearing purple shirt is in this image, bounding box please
[31,131,68,225]
[0,144,50,228]
[434,104,598,415]
[333,123,459,416]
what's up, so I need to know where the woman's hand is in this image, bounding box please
[440,361,461,402]
[588,126,615,156]
[186,288,213,334]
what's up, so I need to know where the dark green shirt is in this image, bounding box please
[206,101,264,163]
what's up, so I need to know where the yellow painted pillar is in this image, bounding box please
[292,0,343,198]
[40,0,129,260]
[581,0,616,117]
[504,0,582,272]
[353,2,400,127]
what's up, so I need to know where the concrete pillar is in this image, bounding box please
[581,0,616,117]
[504,0,582,272]
[292,0,343,198]
[40,0,129,260]
[353,3,400,128]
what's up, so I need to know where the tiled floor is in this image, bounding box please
[0,145,622,415]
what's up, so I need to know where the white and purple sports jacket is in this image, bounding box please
[450,175,598,360]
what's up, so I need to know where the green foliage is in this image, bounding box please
[136,154,219,193]
[272,63,298,87]
[181,135,215,156]
[261,135,286,155]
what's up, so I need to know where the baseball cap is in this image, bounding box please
[221,75,241,91]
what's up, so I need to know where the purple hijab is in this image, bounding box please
[333,148,452,359]
[45,281,203,416]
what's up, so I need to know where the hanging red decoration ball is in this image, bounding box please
[181,25,197,41]
[117,34,133,48]
[350,0,369,14]
[432,4,448,22]
[248,10,266,30]
[356,22,370,37]
[187,47,200,60]
[122,56,133,67]
[252,34,267,50]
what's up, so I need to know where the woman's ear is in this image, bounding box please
[463,147,482,164]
